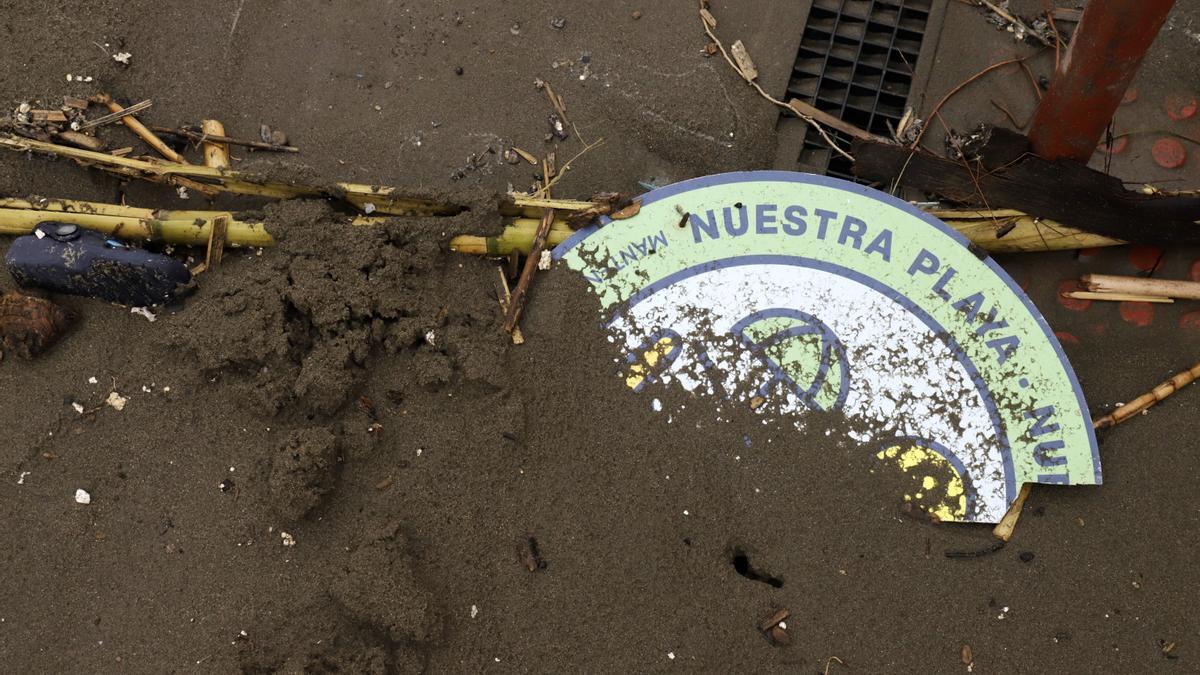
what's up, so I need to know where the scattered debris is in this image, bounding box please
[549,17,566,30]
[75,488,92,505]
[729,40,758,80]
[219,478,234,493]
[130,307,157,322]
[105,391,128,411]
[280,531,296,547]
[759,608,790,647]
[112,51,132,65]
[547,113,568,140]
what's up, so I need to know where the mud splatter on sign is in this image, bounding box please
[554,172,1100,524]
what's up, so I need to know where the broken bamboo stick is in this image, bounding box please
[0,206,272,247]
[1062,291,1173,304]
[94,95,186,163]
[75,99,153,131]
[450,226,572,255]
[0,133,461,216]
[929,208,1125,252]
[201,119,230,169]
[1081,274,1200,301]
[1093,361,1200,430]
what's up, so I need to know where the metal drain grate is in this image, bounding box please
[787,0,932,180]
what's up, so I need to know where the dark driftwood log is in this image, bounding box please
[851,130,1200,245]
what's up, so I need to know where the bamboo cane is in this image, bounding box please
[1063,291,1173,304]
[0,206,273,247]
[94,95,187,164]
[0,134,461,216]
[1093,361,1200,430]
[201,119,230,169]
[1081,274,1200,301]
[929,208,1126,252]
[450,228,572,255]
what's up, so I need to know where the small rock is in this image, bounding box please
[363,202,377,214]
[550,17,566,29]
[632,10,642,19]
[71,402,85,414]
[270,129,288,145]
[219,478,234,493]
[280,531,296,547]
[1019,551,1035,563]
[454,66,464,76]
[509,22,521,35]
[112,52,132,65]
[503,148,520,164]
[259,124,274,144]
[75,488,91,505]
[961,644,973,665]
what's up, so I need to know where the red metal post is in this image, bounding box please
[1028,0,1176,162]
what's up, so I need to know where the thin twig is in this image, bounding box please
[980,0,1054,47]
[149,125,299,153]
[503,206,556,333]
[534,136,605,198]
[76,99,152,131]
[699,1,858,161]
[909,56,1040,150]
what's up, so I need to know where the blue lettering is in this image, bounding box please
[755,204,778,234]
[838,216,867,249]
[987,335,1019,363]
[952,292,985,324]
[814,209,838,239]
[864,229,892,261]
[689,210,720,242]
[783,205,807,235]
[907,249,939,276]
[649,230,668,251]
[1033,439,1067,467]
[1024,406,1060,437]
[931,267,956,300]
[725,205,748,236]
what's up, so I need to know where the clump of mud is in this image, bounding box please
[265,426,340,522]
[166,199,507,421]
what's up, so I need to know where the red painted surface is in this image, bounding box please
[1152,138,1187,168]
[1054,330,1081,345]
[1179,310,1200,330]
[1128,244,1163,273]
[1119,301,1155,327]
[1166,94,1198,121]
[1056,280,1091,312]
[1028,0,1177,161]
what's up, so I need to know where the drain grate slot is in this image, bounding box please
[785,0,933,181]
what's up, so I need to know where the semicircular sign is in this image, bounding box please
[553,171,1100,524]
